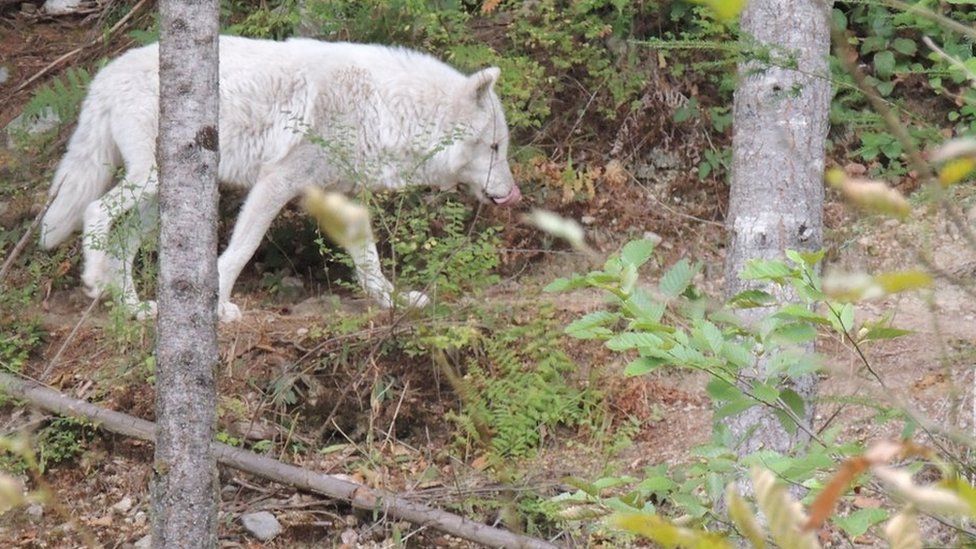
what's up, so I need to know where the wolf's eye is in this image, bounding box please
[490,143,499,152]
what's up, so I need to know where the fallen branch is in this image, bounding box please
[0,373,558,549]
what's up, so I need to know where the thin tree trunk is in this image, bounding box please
[724,1,833,457]
[153,1,221,547]
[0,373,558,549]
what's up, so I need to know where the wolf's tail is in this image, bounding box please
[39,99,119,249]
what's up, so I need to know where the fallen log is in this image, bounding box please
[0,373,559,549]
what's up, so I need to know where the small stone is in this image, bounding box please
[240,511,281,541]
[0,67,8,86]
[134,534,151,548]
[133,511,147,527]
[26,503,43,521]
[340,528,358,545]
[580,215,596,225]
[111,496,133,514]
[42,0,84,14]
[296,327,309,336]
[642,231,663,245]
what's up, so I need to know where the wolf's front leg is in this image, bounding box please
[344,231,430,309]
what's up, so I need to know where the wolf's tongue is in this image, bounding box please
[492,186,522,206]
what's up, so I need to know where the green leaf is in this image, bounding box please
[565,311,619,339]
[606,332,663,351]
[715,397,758,420]
[728,289,777,308]
[659,259,696,298]
[751,382,779,404]
[860,326,912,341]
[621,239,657,269]
[833,508,888,537]
[740,259,794,282]
[697,320,724,354]
[706,378,744,401]
[636,476,676,495]
[778,388,805,419]
[769,321,817,345]
[892,38,917,56]
[774,304,831,324]
[625,357,666,376]
[624,289,665,323]
[544,275,588,293]
[874,51,896,79]
[721,341,754,369]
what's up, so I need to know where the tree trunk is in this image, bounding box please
[152,1,220,547]
[724,1,832,457]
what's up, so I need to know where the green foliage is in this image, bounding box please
[19,67,93,141]
[225,0,299,39]
[546,240,920,538]
[415,312,594,460]
[374,193,501,300]
[36,418,95,473]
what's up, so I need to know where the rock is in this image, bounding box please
[0,67,8,86]
[132,511,147,527]
[42,0,85,15]
[580,215,595,225]
[340,528,358,545]
[111,496,133,514]
[133,534,151,548]
[26,503,43,521]
[240,511,281,541]
[5,107,61,148]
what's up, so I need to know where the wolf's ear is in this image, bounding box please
[463,67,501,105]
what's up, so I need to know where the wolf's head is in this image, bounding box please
[446,68,521,207]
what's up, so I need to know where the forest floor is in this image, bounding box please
[2,4,976,549]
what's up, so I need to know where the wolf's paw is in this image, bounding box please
[218,301,242,323]
[130,300,158,321]
[398,291,430,309]
[81,256,115,298]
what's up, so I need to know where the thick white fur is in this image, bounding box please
[40,36,519,322]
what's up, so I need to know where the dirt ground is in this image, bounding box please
[2,4,976,549]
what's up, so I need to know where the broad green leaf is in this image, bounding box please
[593,476,639,490]
[636,476,676,495]
[715,397,759,420]
[791,249,825,268]
[751,382,780,404]
[706,378,744,402]
[860,326,912,341]
[621,239,656,269]
[769,321,818,345]
[774,304,831,324]
[624,289,664,322]
[741,259,794,282]
[892,38,917,56]
[721,341,754,369]
[606,332,663,351]
[659,259,697,298]
[697,319,724,354]
[833,508,888,537]
[620,262,639,296]
[544,275,588,293]
[565,311,619,339]
[874,51,896,79]
[728,289,777,308]
[778,388,806,420]
[625,357,666,376]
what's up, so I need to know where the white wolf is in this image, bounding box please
[39,36,521,322]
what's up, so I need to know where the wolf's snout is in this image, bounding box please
[491,185,521,206]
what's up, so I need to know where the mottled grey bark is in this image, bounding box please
[152,1,220,547]
[724,1,832,457]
